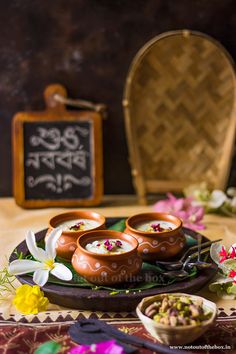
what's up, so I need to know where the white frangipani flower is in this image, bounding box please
[8,228,72,287]
[184,184,227,209]
[207,190,227,209]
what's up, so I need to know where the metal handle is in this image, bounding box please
[180,238,221,262]
[53,93,107,118]
[183,247,211,268]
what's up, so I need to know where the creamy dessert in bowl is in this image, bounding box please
[85,239,133,254]
[125,212,185,261]
[58,219,101,232]
[72,230,142,285]
[46,211,106,261]
[136,220,175,233]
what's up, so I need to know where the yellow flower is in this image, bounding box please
[13,284,49,315]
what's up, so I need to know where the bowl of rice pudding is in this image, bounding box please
[72,230,142,285]
[46,211,106,261]
[125,213,185,261]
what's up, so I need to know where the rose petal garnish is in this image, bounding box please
[115,240,122,247]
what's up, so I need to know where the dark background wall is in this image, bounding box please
[0,0,236,196]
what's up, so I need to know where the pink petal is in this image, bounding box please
[153,200,172,212]
[153,195,205,230]
[97,340,125,354]
[174,210,189,221]
[194,222,206,230]
[167,193,177,201]
[182,197,194,210]
[219,246,227,257]
[69,341,125,354]
[183,222,205,231]
[69,346,85,354]
[193,207,205,221]
[172,198,185,212]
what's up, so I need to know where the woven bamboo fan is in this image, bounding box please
[123,30,236,204]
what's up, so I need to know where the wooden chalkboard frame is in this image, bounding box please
[12,84,103,208]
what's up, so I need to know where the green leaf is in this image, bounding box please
[108,219,126,232]
[226,283,236,295]
[185,234,198,247]
[34,341,61,354]
[142,262,165,273]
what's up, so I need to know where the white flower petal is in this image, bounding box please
[208,190,227,209]
[229,243,236,253]
[33,269,49,287]
[26,231,48,262]
[45,228,62,260]
[8,259,43,275]
[210,243,222,265]
[50,263,72,281]
[227,187,236,197]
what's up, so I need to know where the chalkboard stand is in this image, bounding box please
[12,84,103,208]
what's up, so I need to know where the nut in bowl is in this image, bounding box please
[136,293,217,345]
[125,212,185,261]
[72,230,142,285]
[46,211,106,261]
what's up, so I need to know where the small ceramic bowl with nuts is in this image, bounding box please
[136,293,217,345]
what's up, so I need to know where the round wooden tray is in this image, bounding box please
[9,218,218,312]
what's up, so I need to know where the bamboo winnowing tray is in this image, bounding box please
[123,30,236,204]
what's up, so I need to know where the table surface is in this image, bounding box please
[0,196,236,352]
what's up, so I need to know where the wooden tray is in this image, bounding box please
[9,218,218,312]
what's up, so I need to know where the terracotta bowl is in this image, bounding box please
[72,230,142,285]
[125,212,185,261]
[136,293,217,345]
[46,211,106,261]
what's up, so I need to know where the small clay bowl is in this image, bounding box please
[72,230,142,285]
[46,211,106,261]
[136,293,217,345]
[125,212,185,261]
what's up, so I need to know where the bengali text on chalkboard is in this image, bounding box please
[23,121,94,200]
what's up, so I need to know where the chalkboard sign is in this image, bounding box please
[13,84,103,208]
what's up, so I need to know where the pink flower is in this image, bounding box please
[154,193,205,231]
[69,340,125,354]
[154,193,184,213]
[219,246,228,263]
[229,270,236,278]
[228,270,236,284]
[229,247,236,259]
[217,246,236,263]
